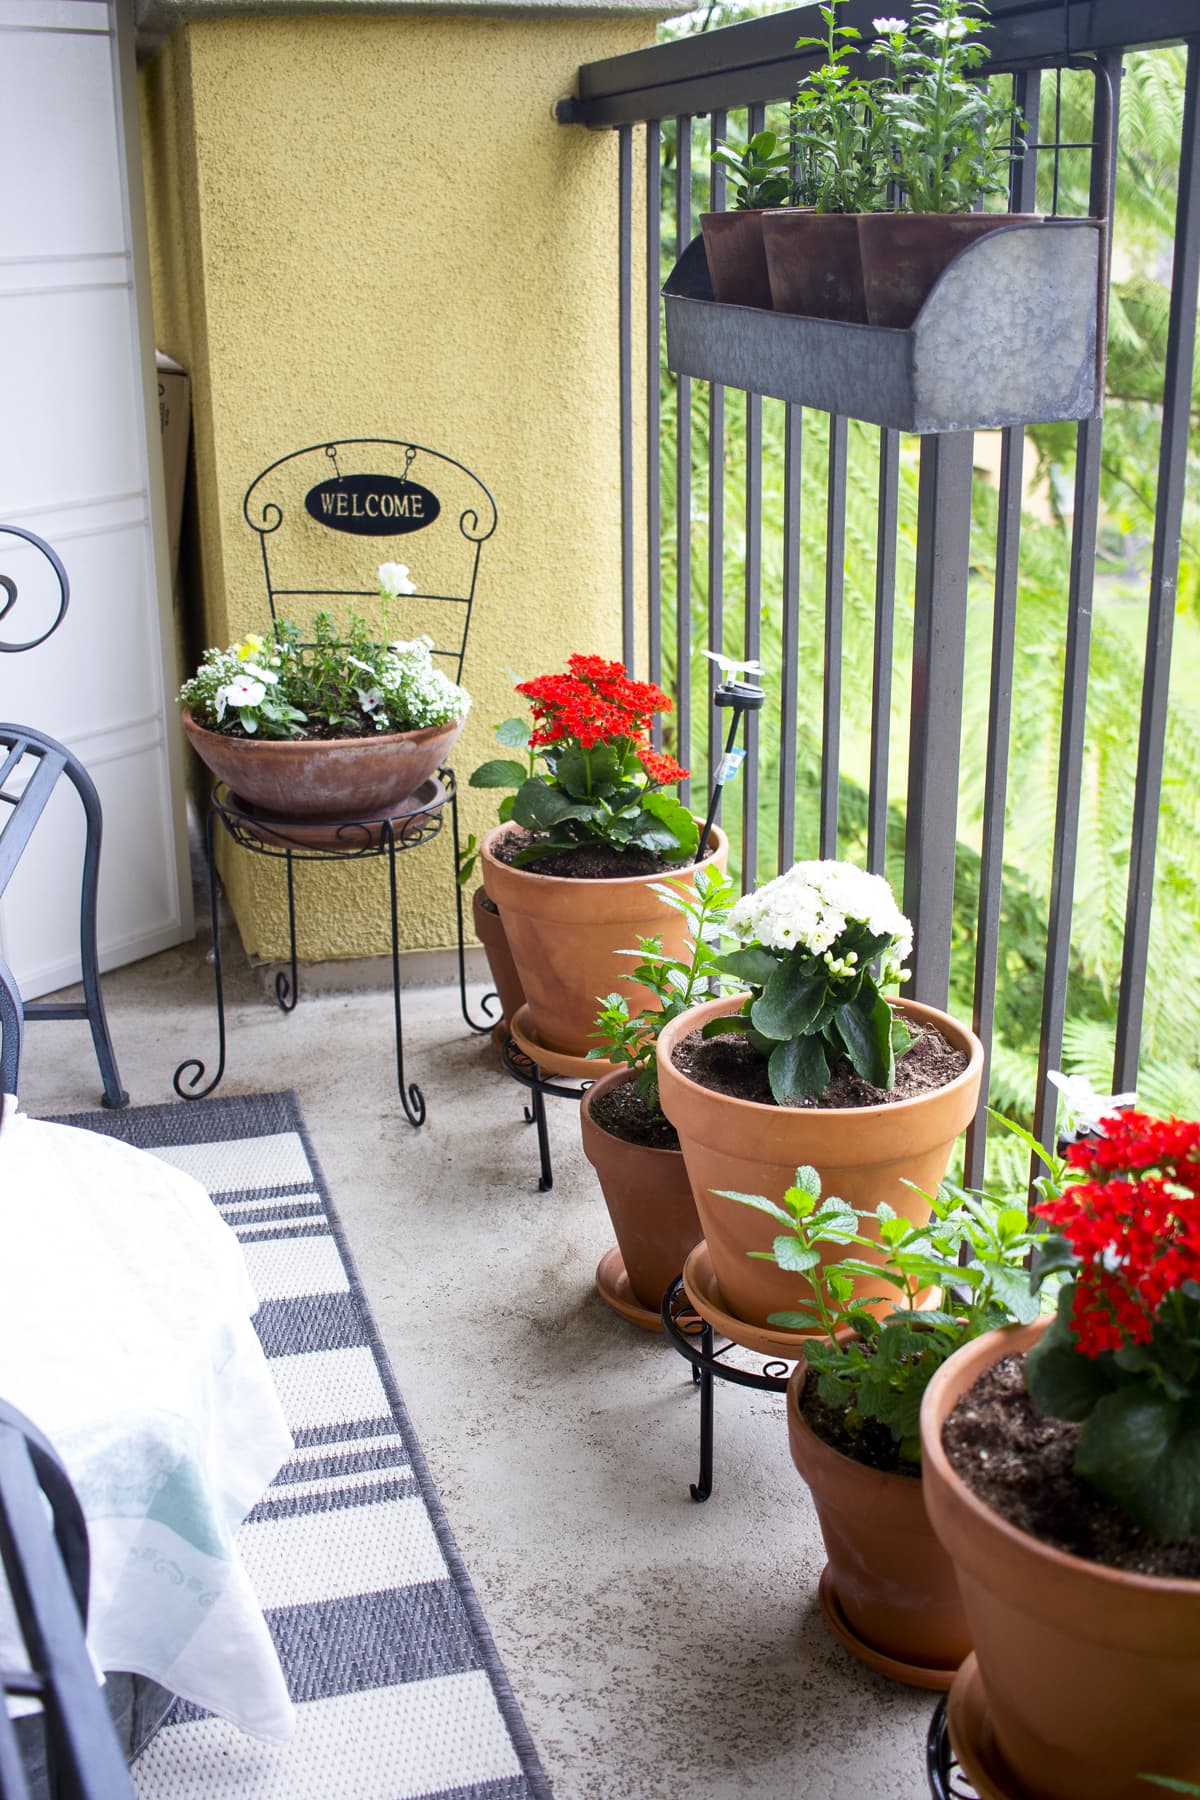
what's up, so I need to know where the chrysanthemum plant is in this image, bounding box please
[1025,1111,1200,1543]
[469,654,696,865]
[709,859,913,1105]
[178,564,469,741]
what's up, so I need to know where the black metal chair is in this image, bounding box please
[0,1402,134,1800]
[0,527,126,1108]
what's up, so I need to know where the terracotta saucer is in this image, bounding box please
[681,1241,812,1360]
[947,1653,1027,1798]
[595,1246,663,1333]
[228,777,446,852]
[817,1566,959,1693]
[509,1003,617,1081]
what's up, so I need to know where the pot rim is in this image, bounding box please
[920,1318,1200,1595]
[581,1065,684,1158]
[480,819,727,890]
[656,989,984,1124]
[786,1356,927,1485]
[181,706,463,753]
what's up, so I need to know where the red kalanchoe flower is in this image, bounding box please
[1034,1111,1200,1359]
[638,745,689,785]
[517,656,675,754]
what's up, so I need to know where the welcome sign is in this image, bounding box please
[304,472,441,536]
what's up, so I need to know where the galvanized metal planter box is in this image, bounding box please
[663,219,1103,434]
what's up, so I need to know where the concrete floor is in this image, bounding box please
[18,911,936,1800]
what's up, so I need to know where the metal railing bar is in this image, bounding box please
[675,115,693,804]
[740,101,766,890]
[821,417,848,859]
[965,427,1026,1189]
[647,118,663,708]
[619,124,635,672]
[902,432,976,1010]
[778,404,803,874]
[867,429,900,878]
[1033,53,1123,1158]
[1113,39,1200,1093]
[706,111,728,794]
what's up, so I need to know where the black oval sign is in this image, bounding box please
[304,474,441,536]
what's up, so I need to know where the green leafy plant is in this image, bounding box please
[789,2,891,212]
[721,1127,1050,1462]
[710,129,796,209]
[1025,1110,1200,1543]
[589,865,741,1111]
[178,590,469,743]
[469,654,698,866]
[707,858,913,1104]
[869,0,1023,213]
[456,715,535,885]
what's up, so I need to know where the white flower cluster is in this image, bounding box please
[728,859,913,971]
[376,635,470,732]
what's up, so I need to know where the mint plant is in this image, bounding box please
[711,130,797,210]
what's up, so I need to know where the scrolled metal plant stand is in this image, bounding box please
[926,1695,982,1800]
[660,1275,793,1503]
[173,770,494,1124]
[496,1034,591,1193]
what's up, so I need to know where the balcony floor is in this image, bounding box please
[19,928,935,1800]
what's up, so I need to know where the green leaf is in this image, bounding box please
[1024,1304,1116,1421]
[713,1188,794,1226]
[716,946,782,986]
[469,758,527,789]
[700,1012,751,1038]
[554,743,622,799]
[510,779,594,833]
[835,988,894,1088]
[641,788,700,857]
[773,1237,821,1273]
[751,952,827,1041]
[1076,1389,1200,1542]
[494,716,532,749]
[768,1034,829,1104]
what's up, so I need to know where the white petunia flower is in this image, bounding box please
[1047,1070,1137,1140]
[378,562,417,598]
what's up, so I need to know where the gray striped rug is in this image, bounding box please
[52,1090,552,1800]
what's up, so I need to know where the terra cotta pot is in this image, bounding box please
[181,707,463,821]
[470,887,525,1033]
[787,1359,970,1687]
[479,823,728,1062]
[699,211,774,310]
[920,1317,1200,1800]
[857,211,1041,329]
[654,992,983,1330]
[762,211,867,323]
[580,1067,702,1327]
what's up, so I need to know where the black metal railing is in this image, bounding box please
[564,2,1200,1184]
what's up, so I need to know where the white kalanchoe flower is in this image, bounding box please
[1047,1070,1137,1140]
[727,859,912,968]
[378,562,417,599]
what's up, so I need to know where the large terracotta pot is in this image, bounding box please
[479,823,728,1062]
[181,707,463,821]
[580,1068,702,1329]
[699,211,774,310]
[787,1360,969,1688]
[762,211,867,323]
[921,1318,1200,1800]
[857,212,1041,329]
[470,887,525,1032]
[655,992,984,1330]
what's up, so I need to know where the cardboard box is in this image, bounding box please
[155,350,190,578]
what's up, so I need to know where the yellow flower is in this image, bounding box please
[236,633,265,662]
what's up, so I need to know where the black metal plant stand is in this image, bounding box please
[173,771,494,1122]
[496,1033,591,1192]
[926,1695,981,1799]
[660,1275,793,1503]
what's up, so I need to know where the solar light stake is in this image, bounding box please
[695,679,765,864]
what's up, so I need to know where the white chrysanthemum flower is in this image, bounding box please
[873,15,907,32]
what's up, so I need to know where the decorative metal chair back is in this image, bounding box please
[0,1400,135,1798]
[242,439,497,683]
[0,526,126,1106]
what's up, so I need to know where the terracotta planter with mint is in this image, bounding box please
[469,653,726,1064]
[921,1111,1200,1799]
[701,129,796,310]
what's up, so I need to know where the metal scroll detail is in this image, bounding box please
[0,524,69,654]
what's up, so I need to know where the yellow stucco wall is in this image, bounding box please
[139,10,649,961]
